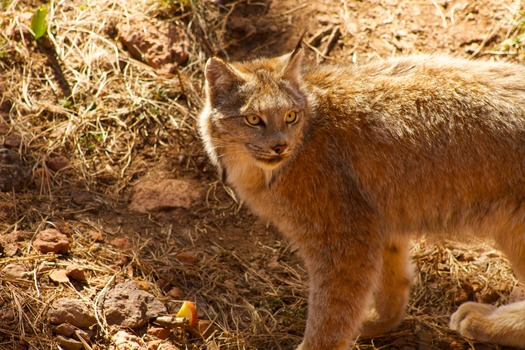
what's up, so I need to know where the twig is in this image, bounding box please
[321,26,341,60]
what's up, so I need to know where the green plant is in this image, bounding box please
[30,4,48,40]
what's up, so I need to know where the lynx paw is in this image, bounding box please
[450,301,525,348]
[449,302,496,337]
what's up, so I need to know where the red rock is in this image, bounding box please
[176,251,197,264]
[0,231,19,256]
[129,179,201,213]
[3,263,26,279]
[101,281,167,329]
[111,330,144,349]
[224,279,236,288]
[147,326,171,340]
[54,322,76,337]
[71,191,92,205]
[0,123,8,134]
[167,287,184,299]
[47,156,69,172]
[0,202,14,221]
[66,265,87,282]
[33,228,71,254]
[48,298,96,328]
[49,269,70,283]
[0,147,31,192]
[118,16,189,74]
[3,133,22,148]
[88,230,104,242]
[110,237,133,250]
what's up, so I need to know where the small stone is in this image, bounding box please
[54,323,77,337]
[0,231,19,256]
[3,133,22,148]
[176,251,197,264]
[224,279,236,288]
[110,237,133,250]
[33,228,71,254]
[118,17,189,74]
[0,123,8,134]
[48,298,96,328]
[16,230,33,241]
[56,335,83,350]
[101,281,167,329]
[167,287,184,299]
[3,263,26,279]
[66,265,87,282]
[0,147,31,192]
[0,202,14,221]
[147,326,171,340]
[129,179,202,213]
[88,230,104,242]
[112,330,144,350]
[49,269,70,283]
[71,191,93,205]
[47,156,69,172]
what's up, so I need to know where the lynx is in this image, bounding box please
[198,42,525,349]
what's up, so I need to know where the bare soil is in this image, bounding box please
[1,0,525,349]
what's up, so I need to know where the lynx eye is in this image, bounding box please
[245,115,262,126]
[285,111,298,124]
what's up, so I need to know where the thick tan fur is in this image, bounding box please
[198,48,525,350]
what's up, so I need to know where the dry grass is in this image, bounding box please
[1,0,525,349]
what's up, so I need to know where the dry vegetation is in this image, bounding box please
[1,0,525,349]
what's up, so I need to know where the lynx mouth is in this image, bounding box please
[254,155,286,168]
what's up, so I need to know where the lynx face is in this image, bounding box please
[212,105,306,170]
[200,50,309,173]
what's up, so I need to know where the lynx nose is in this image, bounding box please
[272,143,288,155]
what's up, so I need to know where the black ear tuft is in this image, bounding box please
[282,32,306,82]
[205,57,244,103]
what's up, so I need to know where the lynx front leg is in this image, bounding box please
[360,237,413,337]
[449,227,525,348]
[296,236,382,350]
[450,301,525,348]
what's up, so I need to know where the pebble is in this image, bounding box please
[101,281,167,329]
[49,269,70,283]
[176,251,197,264]
[3,263,27,279]
[110,237,133,250]
[33,228,71,254]
[47,298,96,328]
[129,179,201,213]
[47,155,69,172]
[66,264,87,282]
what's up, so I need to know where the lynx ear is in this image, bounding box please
[205,57,244,103]
[282,34,305,82]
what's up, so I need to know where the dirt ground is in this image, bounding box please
[1,0,525,349]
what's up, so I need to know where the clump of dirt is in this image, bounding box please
[0,0,524,349]
[118,16,190,74]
